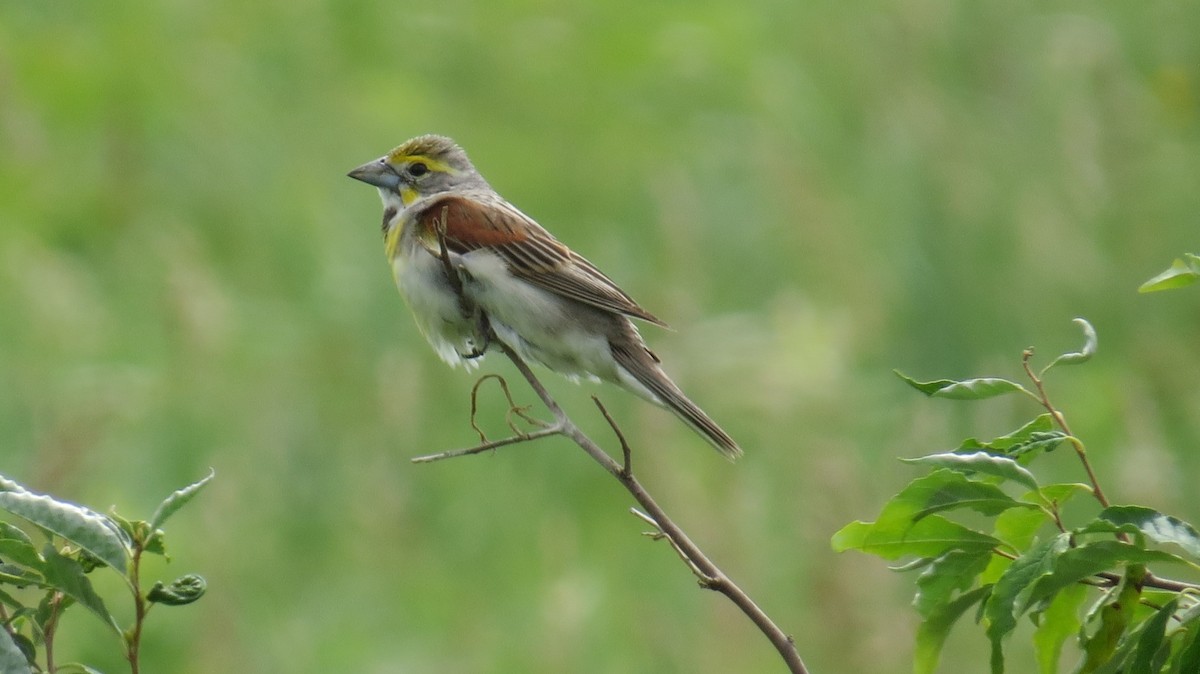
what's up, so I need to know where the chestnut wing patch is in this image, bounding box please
[415,195,666,326]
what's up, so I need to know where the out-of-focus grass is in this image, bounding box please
[1,1,1198,672]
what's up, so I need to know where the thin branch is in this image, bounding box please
[1095,570,1200,594]
[415,338,810,674]
[44,592,62,674]
[1022,349,1111,508]
[592,396,633,477]
[126,547,146,674]
[411,426,563,463]
[631,508,718,585]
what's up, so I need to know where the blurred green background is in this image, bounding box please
[1,1,1198,672]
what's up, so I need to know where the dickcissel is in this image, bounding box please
[348,135,741,459]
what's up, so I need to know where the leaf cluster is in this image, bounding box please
[0,471,213,674]
[834,319,1200,674]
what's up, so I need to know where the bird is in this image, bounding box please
[348,135,742,459]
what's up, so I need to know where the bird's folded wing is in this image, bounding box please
[414,194,667,327]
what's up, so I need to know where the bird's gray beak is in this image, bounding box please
[347,158,401,189]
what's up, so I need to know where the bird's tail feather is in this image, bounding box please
[611,345,743,460]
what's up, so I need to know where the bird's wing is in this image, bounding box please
[412,193,667,327]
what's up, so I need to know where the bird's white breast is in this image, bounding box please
[387,210,482,368]
[459,251,620,383]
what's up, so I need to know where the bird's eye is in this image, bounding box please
[409,162,429,177]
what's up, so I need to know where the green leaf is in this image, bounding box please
[895,371,1032,400]
[0,475,130,573]
[1127,598,1177,674]
[904,470,1036,521]
[0,523,33,547]
[962,415,1054,451]
[107,510,149,546]
[831,521,871,551]
[1034,483,1094,507]
[1007,432,1069,460]
[1042,318,1098,372]
[1174,619,1200,674]
[903,452,1040,492]
[7,633,35,672]
[1098,506,1200,562]
[833,471,1005,559]
[0,627,33,674]
[985,534,1071,648]
[0,538,43,572]
[914,549,993,618]
[832,515,999,560]
[149,469,215,532]
[1081,593,1132,673]
[994,506,1048,551]
[1028,542,1191,608]
[40,546,121,636]
[35,589,75,632]
[1138,254,1200,293]
[1033,583,1087,674]
[0,564,41,587]
[914,585,993,674]
[958,416,1068,464]
[142,529,167,558]
[147,574,206,606]
[0,588,21,610]
[890,557,935,573]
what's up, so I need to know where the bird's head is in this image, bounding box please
[348,134,488,206]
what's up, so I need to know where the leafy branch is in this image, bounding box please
[0,471,212,673]
[838,319,1200,674]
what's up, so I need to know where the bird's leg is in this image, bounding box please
[462,311,492,359]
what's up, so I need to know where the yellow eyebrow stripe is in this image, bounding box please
[384,152,459,175]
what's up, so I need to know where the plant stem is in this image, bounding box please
[1096,570,1200,593]
[1021,350,1110,508]
[126,547,146,674]
[44,593,62,673]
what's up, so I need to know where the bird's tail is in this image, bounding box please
[611,343,743,460]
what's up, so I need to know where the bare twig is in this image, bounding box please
[411,426,563,463]
[592,396,633,477]
[631,508,718,585]
[413,339,810,674]
[469,374,547,442]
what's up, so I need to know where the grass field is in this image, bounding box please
[2,1,1198,672]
